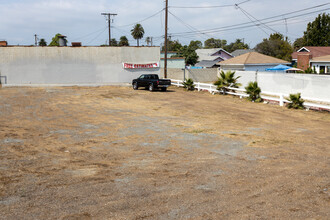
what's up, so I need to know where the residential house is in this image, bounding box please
[231,49,255,57]
[292,46,330,71]
[218,52,291,72]
[310,55,330,74]
[196,48,233,68]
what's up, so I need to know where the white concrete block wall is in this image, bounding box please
[0,47,160,85]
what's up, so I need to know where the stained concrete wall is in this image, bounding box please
[235,71,330,100]
[0,47,160,85]
[168,68,330,100]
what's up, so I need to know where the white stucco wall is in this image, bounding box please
[235,71,330,100]
[0,46,160,85]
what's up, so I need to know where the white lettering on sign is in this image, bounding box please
[123,62,159,69]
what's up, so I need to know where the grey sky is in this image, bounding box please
[0,0,329,47]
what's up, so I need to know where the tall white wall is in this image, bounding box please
[0,47,160,85]
[235,71,330,100]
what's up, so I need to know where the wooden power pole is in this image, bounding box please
[101,13,117,46]
[164,0,169,79]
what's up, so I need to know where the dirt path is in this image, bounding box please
[0,86,329,219]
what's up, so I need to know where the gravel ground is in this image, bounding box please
[0,85,329,219]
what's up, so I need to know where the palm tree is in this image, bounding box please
[38,38,47,46]
[182,78,195,91]
[245,81,263,102]
[131,24,145,46]
[286,93,305,109]
[214,70,241,95]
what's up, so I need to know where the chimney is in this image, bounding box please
[297,53,311,71]
[58,35,67,47]
[71,42,82,47]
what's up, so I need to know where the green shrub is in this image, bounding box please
[245,81,263,102]
[286,93,305,109]
[182,78,195,91]
[214,70,241,95]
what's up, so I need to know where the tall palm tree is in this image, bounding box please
[214,70,241,95]
[131,24,145,46]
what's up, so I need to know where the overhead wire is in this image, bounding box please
[115,9,165,28]
[86,27,108,45]
[169,0,250,9]
[165,6,330,37]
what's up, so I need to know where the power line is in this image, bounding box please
[86,27,108,45]
[168,11,212,40]
[169,0,250,9]
[70,27,108,42]
[166,6,330,37]
[116,9,165,28]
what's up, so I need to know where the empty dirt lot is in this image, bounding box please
[0,85,329,219]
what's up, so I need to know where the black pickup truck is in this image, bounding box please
[132,74,171,92]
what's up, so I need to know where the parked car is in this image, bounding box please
[132,74,171,92]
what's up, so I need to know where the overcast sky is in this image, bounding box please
[0,0,329,47]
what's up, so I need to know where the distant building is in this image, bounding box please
[218,52,290,72]
[160,51,185,69]
[195,60,219,68]
[310,55,330,74]
[292,47,330,71]
[196,48,233,62]
[231,49,255,57]
[0,41,8,47]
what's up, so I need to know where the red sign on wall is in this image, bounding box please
[123,62,159,69]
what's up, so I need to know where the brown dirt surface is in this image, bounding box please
[0,85,329,219]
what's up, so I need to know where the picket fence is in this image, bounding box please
[170,79,330,111]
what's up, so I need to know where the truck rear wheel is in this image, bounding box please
[149,84,154,92]
[161,87,167,92]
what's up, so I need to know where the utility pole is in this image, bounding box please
[164,0,168,78]
[101,13,117,46]
[34,34,38,46]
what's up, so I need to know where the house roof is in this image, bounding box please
[231,49,255,57]
[196,48,232,61]
[195,60,219,68]
[292,46,330,59]
[310,54,330,62]
[218,52,290,65]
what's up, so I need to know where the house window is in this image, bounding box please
[327,66,330,73]
[320,66,326,74]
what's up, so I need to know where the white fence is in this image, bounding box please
[171,79,330,111]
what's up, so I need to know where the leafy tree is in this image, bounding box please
[303,13,329,46]
[172,40,201,66]
[224,39,249,53]
[182,78,195,91]
[293,37,305,51]
[131,24,145,46]
[188,40,203,51]
[245,81,263,102]
[38,38,47,46]
[286,93,305,109]
[204,38,227,49]
[255,33,293,61]
[162,39,183,52]
[214,70,241,95]
[119,36,129,46]
[110,38,118,46]
[49,33,67,46]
